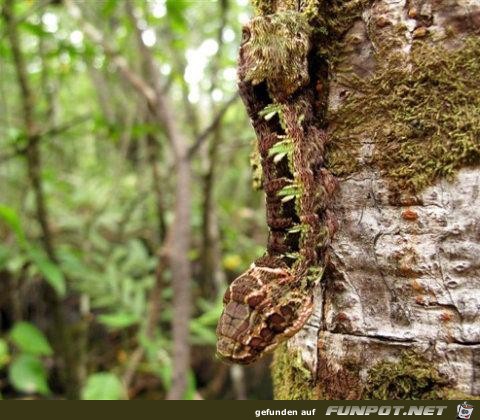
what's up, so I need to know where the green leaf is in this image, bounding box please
[153,361,172,390]
[259,103,287,129]
[0,339,10,368]
[81,372,125,400]
[268,138,294,164]
[0,204,26,246]
[277,183,301,198]
[0,244,10,270]
[194,299,223,326]
[307,266,325,278]
[98,312,139,330]
[9,355,50,396]
[166,0,188,34]
[190,321,217,345]
[288,224,306,234]
[273,152,287,163]
[281,194,296,202]
[190,298,222,345]
[263,111,277,120]
[10,322,53,356]
[183,370,196,400]
[101,0,118,17]
[0,208,66,298]
[28,247,66,297]
[20,21,49,37]
[285,252,300,260]
[259,103,282,120]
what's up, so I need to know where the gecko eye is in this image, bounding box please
[241,27,251,44]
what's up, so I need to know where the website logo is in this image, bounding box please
[457,402,474,420]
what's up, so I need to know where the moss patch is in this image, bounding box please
[328,37,480,192]
[251,0,372,39]
[365,352,452,399]
[274,347,480,400]
[317,0,374,46]
[271,343,318,400]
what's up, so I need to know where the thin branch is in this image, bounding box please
[73,0,193,399]
[64,0,157,105]
[187,93,238,159]
[0,0,53,39]
[0,113,91,164]
[4,0,52,258]
[3,0,80,398]
[0,148,24,164]
[199,0,230,296]
[42,112,91,137]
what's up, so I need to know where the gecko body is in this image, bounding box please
[216,2,337,364]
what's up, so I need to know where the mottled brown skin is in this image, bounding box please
[216,260,314,364]
[217,2,336,364]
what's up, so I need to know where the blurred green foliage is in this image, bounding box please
[81,372,125,400]
[0,0,271,400]
[0,321,53,396]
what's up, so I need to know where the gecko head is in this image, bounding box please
[238,11,312,101]
[216,260,314,364]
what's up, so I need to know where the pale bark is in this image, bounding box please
[281,0,480,399]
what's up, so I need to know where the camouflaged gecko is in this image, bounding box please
[216,0,337,364]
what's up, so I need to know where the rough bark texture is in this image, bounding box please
[273,0,480,399]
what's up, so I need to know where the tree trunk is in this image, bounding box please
[272,0,480,400]
[3,0,82,399]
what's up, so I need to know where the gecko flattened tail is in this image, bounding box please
[216,260,314,364]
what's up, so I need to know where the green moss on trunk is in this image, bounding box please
[271,343,318,400]
[274,346,480,400]
[365,352,480,400]
[365,352,452,399]
[328,37,480,192]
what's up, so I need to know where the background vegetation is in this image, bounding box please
[0,0,272,400]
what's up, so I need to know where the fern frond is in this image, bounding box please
[259,103,287,130]
[259,103,282,120]
[268,137,294,164]
[277,182,301,198]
